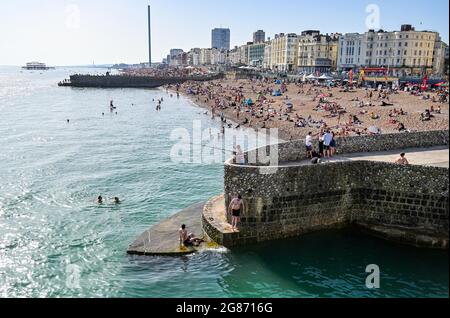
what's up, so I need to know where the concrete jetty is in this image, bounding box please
[127,202,210,256]
[58,73,223,89]
[128,130,449,255]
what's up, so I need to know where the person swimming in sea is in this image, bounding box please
[97,196,104,204]
[113,197,121,204]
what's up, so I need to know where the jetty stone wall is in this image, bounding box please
[214,130,449,248]
[247,130,449,165]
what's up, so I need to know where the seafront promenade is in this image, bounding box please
[128,132,449,256]
[283,146,449,168]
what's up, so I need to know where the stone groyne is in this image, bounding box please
[203,130,449,249]
[58,73,224,89]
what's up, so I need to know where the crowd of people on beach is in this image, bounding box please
[172,76,448,143]
[121,67,211,78]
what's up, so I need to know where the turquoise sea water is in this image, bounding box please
[0,66,448,298]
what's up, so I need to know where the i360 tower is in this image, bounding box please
[148,5,152,67]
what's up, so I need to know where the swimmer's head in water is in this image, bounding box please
[98,196,103,203]
[114,197,120,204]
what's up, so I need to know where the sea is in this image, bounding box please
[0,66,447,298]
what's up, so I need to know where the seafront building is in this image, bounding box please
[433,36,448,76]
[263,42,272,69]
[297,30,340,74]
[200,48,212,65]
[337,33,366,71]
[211,48,228,65]
[247,42,266,66]
[268,33,299,72]
[163,24,446,76]
[187,48,201,66]
[212,28,231,50]
[337,25,447,76]
[253,30,266,44]
[228,46,242,66]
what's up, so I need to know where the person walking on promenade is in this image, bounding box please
[323,130,333,158]
[305,132,314,159]
[329,132,337,156]
[318,130,325,158]
[235,145,245,165]
[228,195,245,232]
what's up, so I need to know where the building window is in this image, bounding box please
[405,42,408,47]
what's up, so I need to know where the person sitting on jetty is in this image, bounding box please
[311,151,322,165]
[179,224,204,247]
[395,153,409,165]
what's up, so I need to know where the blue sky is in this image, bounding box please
[0,0,448,66]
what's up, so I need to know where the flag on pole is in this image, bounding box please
[421,74,428,91]
[349,69,353,86]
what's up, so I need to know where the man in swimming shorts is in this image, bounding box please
[228,195,245,232]
[179,224,203,247]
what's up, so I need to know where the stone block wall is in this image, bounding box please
[246,130,449,165]
[220,161,448,248]
[215,130,450,248]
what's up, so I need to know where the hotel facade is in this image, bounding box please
[268,33,299,72]
[297,31,339,74]
[166,24,447,76]
[337,25,447,76]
